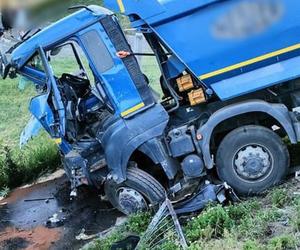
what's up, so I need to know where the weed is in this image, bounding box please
[0,186,9,198]
[87,230,124,250]
[267,235,296,250]
[290,202,300,232]
[270,188,292,208]
[85,213,153,250]
[125,212,152,234]
[237,207,282,239]
[185,205,234,241]
[243,240,263,250]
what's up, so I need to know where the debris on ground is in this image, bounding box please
[0,174,122,249]
[174,183,236,214]
[106,183,237,249]
[45,213,65,228]
[24,197,55,202]
[76,229,98,241]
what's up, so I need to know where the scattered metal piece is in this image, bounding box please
[136,198,188,250]
[174,183,237,214]
[70,189,78,199]
[76,229,97,241]
[24,197,55,202]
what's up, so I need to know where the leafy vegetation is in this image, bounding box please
[0,76,60,192]
[86,181,300,250]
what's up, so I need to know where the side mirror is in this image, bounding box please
[50,47,62,56]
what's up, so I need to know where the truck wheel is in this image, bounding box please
[105,167,166,215]
[216,125,289,195]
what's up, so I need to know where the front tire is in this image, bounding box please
[105,167,166,215]
[216,125,289,195]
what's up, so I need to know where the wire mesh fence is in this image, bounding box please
[136,199,188,250]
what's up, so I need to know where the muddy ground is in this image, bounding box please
[0,172,122,250]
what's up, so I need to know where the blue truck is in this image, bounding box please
[1,0,300,214]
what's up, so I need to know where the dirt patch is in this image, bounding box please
[0,236,30,250]
[0,173,122,249]
[0,227,60,250]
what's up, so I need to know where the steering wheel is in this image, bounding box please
[61,73,89,86]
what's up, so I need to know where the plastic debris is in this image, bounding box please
[76,229,97,241]
[45,213,65,228]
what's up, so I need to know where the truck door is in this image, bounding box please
[78,18,154,118]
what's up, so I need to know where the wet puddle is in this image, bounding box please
[0,172,122,250]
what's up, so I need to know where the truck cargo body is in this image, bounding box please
[107,0,300,100]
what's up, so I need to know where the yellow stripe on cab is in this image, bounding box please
[117,0,125,13]
[121,102,145,117]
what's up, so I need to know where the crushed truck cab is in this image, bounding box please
[2,1,300,214]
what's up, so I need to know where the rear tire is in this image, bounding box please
[105,167,166,215]
[216,125,289,195]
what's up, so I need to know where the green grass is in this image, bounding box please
[86,184,300,250]
[0,76,60,191]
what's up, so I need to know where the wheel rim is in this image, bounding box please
[117,187,148,215]
[233,144,273,183]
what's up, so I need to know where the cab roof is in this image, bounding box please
[10,5,112,69]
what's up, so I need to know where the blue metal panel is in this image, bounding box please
[101,104,169,183]
[211,55,300,100]
[78,23,144,116]
[19,66,46,87]
[107,0,300,99]
[20,116,43,147]
[29,94,56,136]
[10,6,112,69]
[105,0,165,18]
[58,140,72,155]
[151,0,300,80]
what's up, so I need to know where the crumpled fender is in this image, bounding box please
[100,104,169,183]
